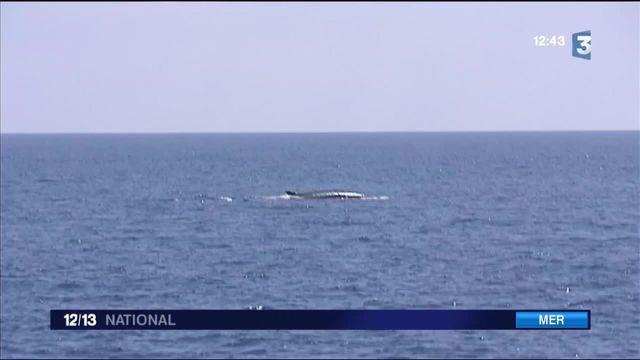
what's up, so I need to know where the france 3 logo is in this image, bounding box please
[572,30,591,60]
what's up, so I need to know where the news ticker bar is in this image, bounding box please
[51,310,590,330]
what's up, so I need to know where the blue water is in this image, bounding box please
[1,132,639,358]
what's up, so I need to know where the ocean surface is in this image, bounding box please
[1,132,638,358]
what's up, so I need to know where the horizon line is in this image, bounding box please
[1,129,639,135]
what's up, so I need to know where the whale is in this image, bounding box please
[285,190,366,199]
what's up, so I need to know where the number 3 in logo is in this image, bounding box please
[572,30,591,60]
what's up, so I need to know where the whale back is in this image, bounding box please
[285,190,365,199]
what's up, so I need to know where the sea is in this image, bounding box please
[1,132,638,358]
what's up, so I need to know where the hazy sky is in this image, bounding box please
[1,2,638,133]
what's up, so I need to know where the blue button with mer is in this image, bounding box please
[515,311,589,329]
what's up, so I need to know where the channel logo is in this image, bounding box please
[572,30,591,60]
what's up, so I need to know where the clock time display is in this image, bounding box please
[533,35,566,47]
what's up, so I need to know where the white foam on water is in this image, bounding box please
[260,194,301,200]
[361,196,390,201]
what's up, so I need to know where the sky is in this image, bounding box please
[1,2,638,133]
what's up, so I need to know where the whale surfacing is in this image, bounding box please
[285,190,366,199]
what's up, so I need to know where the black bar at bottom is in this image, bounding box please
[50,309,590,330]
